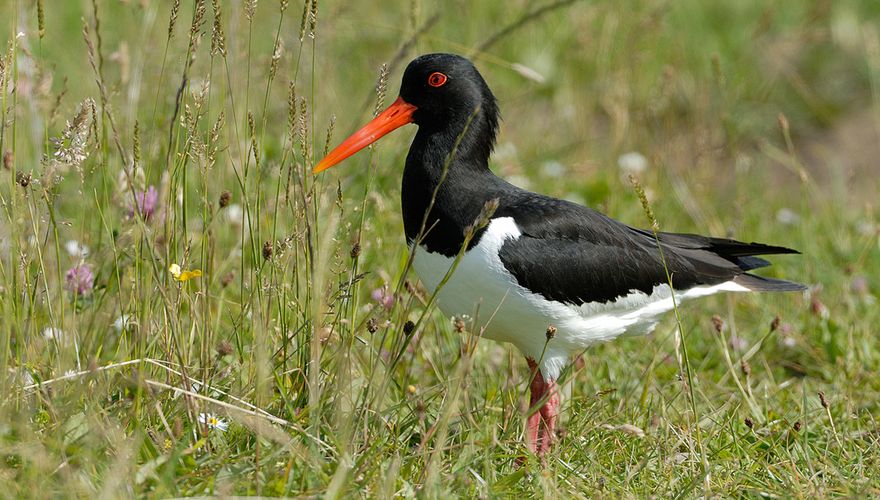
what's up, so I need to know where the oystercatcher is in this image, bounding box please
[314,53,805,455]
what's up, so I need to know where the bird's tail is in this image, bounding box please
[733,273,807,292]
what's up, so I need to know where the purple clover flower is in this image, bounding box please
[371,285,395,310]
[65,263,94,296]
[130,185,159,220]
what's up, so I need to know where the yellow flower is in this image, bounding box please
[169,263,202,282]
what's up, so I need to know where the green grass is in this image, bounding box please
[1,0,879,496]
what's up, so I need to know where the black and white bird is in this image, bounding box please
[314,53,805,455]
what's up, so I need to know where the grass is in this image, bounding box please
[1,0,879,496]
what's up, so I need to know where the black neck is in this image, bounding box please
[401,109,508,256]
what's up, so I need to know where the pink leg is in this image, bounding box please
[526,358,560,456]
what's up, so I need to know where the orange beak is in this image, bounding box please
[313,97,418,173]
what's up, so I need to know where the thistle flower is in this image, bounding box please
[198,412,228,432]
[65,263,95,295]
[129,185,159,220]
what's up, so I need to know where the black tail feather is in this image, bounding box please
[734,273,807,292]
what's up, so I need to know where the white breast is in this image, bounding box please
[412,217,749,380]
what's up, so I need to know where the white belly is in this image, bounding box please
[412,217,748,379]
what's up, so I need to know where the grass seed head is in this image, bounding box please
[245,0,257,21]
[711,315,724,334]
[219,190,231,208]
[546,325,557,340]
[16,171,31,187]
[211,0,226,56]
[216,341,233,357]
[167,0,181,39]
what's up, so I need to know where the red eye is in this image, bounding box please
[427,72,447,87]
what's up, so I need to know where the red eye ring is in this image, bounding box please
[427,72,448,87]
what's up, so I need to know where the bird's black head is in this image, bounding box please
[314,53,499,173]
[399,54,499,135]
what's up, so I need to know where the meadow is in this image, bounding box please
[1,0,879,497]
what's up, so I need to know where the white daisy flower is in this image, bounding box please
[198,412,228,432]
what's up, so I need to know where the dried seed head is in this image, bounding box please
[2,150,12,170]
[740,359,751,377]
[308,0,317,38]
[453,317,466,333]
[298,0,310,41]
[818,391,829,409]
[298,97,311,167]
[132,121,141,166]
[349,242,361,259]
[247,111,259,167]
[219,190,231,208]
[770,315,780,332]
[777,113,789,132]
[270,40,283,79]
[37,0,45,38]
[629,174,659,231]
[323,114,335,157]
[711,315,724,334]
[287,81,297,147]
[167,0,181,39]
[216,340,233,356]
[189,0,207,47]
[374,63,389,117]
[403,320,415,336]
[51,98,95,169]
[262,240,273,260]
[545,325,557,340]
[210,0,227,56]
[366,318,378,334]
[220,271,234,288]
[15,171,31,187]
[245,0,257,21]
[744,417,754,429]
[792,421,802,432]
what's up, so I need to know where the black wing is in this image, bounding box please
[495,195,804,305]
